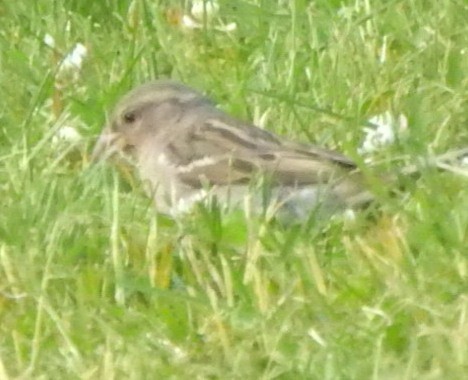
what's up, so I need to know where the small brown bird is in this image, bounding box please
[92,80,376,220]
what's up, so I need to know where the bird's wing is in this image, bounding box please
[164,117,360,189]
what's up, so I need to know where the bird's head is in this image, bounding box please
[91,80,212,161]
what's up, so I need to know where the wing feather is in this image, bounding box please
[164,117,360,188]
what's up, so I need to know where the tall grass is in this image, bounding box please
[1,0,467,378]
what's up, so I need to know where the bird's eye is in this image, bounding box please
[123,111,136,123]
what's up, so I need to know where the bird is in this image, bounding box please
[91,80,377,221]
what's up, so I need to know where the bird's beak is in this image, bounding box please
[91,128,125,162]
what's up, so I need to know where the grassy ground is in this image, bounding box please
[1,0,468,378]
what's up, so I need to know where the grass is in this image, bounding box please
[1,0,468,378]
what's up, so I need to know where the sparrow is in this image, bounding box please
[92,80,376,220]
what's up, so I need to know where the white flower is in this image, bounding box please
[44,34,88,74]
[191,0,219,21]
[181,15,200,29]
[182,15,236,32]
[44,34,55,48]
[359,111,408,155]
[181,0,236,32]
[52,126,82,145]
[61,43,87,71]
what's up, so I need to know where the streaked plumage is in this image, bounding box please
[92,80,374,219]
